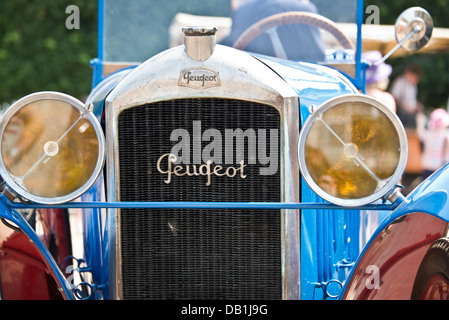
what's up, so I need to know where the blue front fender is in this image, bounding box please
[384,163,449,226]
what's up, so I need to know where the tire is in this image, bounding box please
[411,238,449,300]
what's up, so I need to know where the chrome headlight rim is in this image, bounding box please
[298,94,408,207]
[0,91,105,204]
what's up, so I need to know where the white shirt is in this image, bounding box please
[390,75,418,114]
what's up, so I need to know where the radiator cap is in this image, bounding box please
[0,92,105,204]
[183,26,218,61]
[298,94,407,206]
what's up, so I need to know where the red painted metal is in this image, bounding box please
[0,208,71,300]
[342,212,448,300]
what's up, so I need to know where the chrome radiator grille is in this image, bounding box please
[117,98,281,299]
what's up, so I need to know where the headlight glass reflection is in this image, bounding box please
[299,95,407,206]
[0,92,104,203]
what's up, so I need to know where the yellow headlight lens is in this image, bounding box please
[0,92,105,204]
[299,95,407,206]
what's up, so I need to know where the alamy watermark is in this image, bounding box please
[156,121,279,186]
[63,4,382,30]
[365,5,380,25]
[64,4,381,30]
[365,265,381,290]
[65,5,80,30]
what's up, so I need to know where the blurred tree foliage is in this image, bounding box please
[0,1,97,104]
[0,0,447,110]
[365,0,449,110]
[0,0,232,105]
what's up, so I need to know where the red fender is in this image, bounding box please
[342,212,448,300]
[0,208,71,300]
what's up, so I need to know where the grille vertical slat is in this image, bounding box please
[118,98,281,299]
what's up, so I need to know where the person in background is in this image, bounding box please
[390,64,423,128]
[362,50,396,112]
[223,0,325,61]
[418,108,449,179]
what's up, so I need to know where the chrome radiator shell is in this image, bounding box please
[105,45,300,299]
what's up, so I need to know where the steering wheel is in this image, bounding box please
[233,11,355,60]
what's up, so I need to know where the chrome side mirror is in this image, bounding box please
[370,7,433,67]
[395,7,433,51]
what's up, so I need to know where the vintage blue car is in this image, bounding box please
[0,0,447,301]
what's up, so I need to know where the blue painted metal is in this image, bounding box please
[86,67,135,119]
[90,0,105,88]
[64,256,107,300]
[0,196,395,211]
[79,175,107,300]
[90,58,103,91]
[355,0,365,90]
[80,66,135,299]
[383,163,449,225]
[0,201,75,300]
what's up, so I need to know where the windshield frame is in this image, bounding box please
[91,0,365,90]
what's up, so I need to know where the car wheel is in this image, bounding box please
[411,238,449,300]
